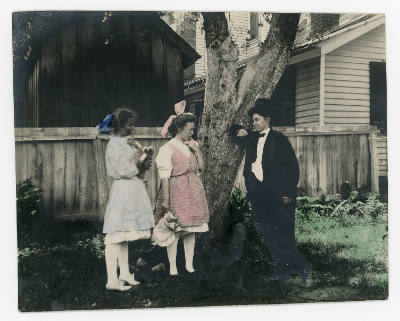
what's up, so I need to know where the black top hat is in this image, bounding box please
[248,98,275,118]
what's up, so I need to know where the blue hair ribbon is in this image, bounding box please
[98,114,114,134]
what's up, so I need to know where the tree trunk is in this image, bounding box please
[198,13,300,238]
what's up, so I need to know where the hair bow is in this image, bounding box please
[160,100,186,138]
[98,114,114,134]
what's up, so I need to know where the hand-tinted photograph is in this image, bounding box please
[13,11,388,311]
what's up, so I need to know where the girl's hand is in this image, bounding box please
[127,137,136,146]
[186,139,199,153]
[127,137,144,152]
[237,129,248,137]
[161,198,170,213]
[138,153,148,164]
[142,158,152,170]
[143,146,154,156]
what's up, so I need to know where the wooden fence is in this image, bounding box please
[15,127,166,221]
[15,126,383,221]
[376,134,388,177]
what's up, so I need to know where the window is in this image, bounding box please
[370,62,387,134]
[269,66,296,126]
[249,13,259,39]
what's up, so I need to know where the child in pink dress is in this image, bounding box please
[154,112,209,276]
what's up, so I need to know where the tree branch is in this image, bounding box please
[198,12,240,150]
[201,12,230,49]
[235,13,300,125]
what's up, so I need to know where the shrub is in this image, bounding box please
[16,178,43,248]
[227,188,253,228]
[296,190,387,224]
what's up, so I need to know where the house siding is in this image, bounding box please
[295,57,320,127]
[195,21,207,77]
[246,39,260,58]
[228,12,249,61]
[339,14,367,26]
[195,12,249,77]
[194,12,270,77]
[324,24,386,126]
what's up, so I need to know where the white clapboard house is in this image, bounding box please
[183,13,387,194]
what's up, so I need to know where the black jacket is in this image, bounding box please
[231,126,300,202]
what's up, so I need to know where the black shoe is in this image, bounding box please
[168,274,181,282]
[133,269,153,283]
[182,269,202,280]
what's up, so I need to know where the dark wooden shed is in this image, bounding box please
[13,11,200,127]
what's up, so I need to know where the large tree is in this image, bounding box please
[197,13,300,237]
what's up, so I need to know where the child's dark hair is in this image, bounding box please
[169,113,196,137]
[112,107,138,133]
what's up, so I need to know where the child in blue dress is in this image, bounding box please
[103,107,155,291]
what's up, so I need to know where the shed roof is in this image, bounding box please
[13,11,200,72]
[150,13,201,68]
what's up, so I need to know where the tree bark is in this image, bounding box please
[198,13,300,238]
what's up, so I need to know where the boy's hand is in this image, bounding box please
[237,129,248,137]
[283,196,292,204]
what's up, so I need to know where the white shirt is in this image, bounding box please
[155,138,195,179]
[251,128,270,182]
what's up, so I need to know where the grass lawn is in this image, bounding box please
[17,213,388,311]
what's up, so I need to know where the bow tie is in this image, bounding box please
[256,132,266,138]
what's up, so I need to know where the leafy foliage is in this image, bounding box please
[226,188,274,274]
[227,188,253,229]
[296,191,387,222]
[16,178,43,248]
[17,186,388,311]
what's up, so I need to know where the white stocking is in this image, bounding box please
[105,243,120,285]
[118,242,130,277]
[183,233,195,273]
[167,233,180,275]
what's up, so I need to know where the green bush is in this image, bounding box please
[296,194,338,219]
[16,178,43,248]
[228,188,253,228]
[228,188,387,229]
[17,186,388,310]
[296,190,387,224]
[228,187,387,230]
[18,232,105,311]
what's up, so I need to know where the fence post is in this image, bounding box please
[369,132,379,193]
[93,137,108,221]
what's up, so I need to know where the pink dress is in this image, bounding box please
[155,138,209,232]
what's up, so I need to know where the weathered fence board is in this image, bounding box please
[15,127,380,220]
[377,135,388,176]
[234,126,376,197]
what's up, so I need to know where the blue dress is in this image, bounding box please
[103,136,155,244]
